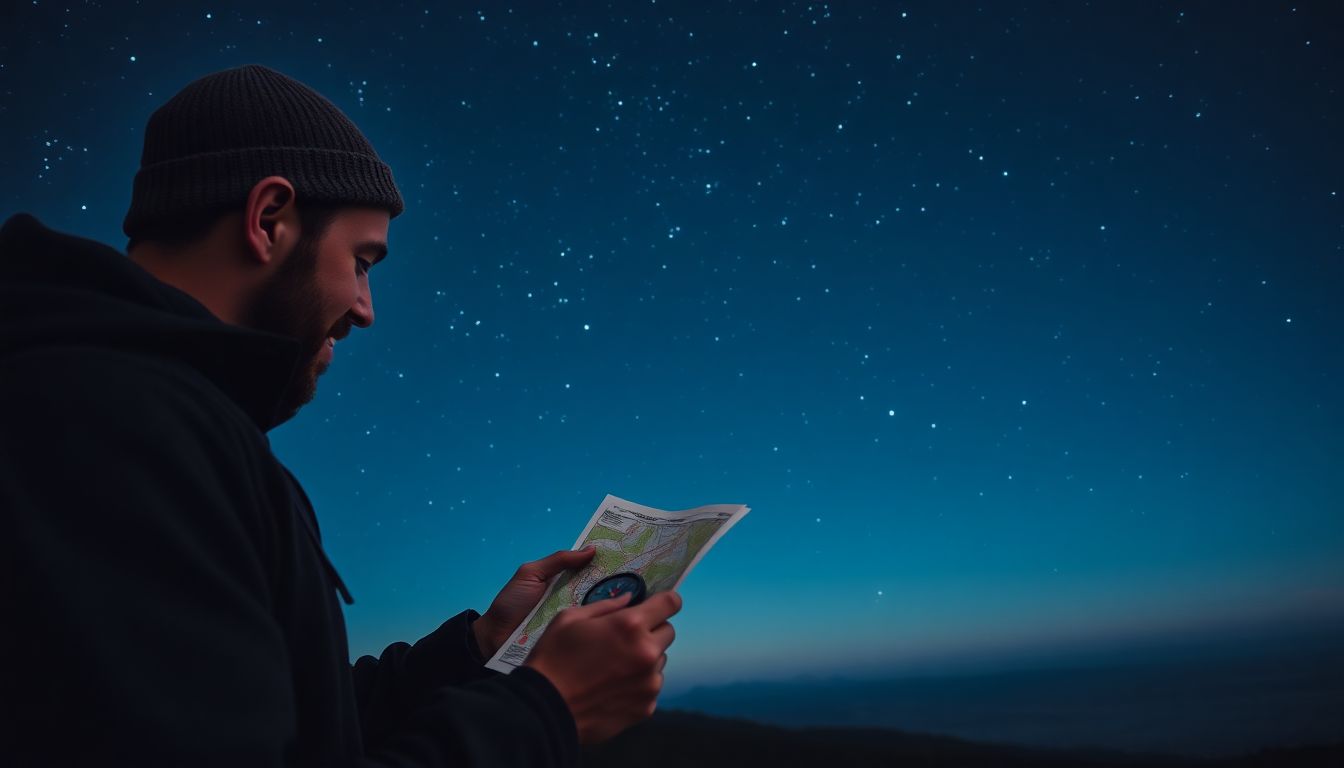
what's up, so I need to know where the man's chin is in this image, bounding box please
[276,356,324,422]
[303,354,329,400]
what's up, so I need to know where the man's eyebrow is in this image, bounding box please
[354,240,389,265]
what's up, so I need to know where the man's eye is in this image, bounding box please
[355,257,372,275]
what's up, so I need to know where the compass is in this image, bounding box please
[582,572,647,607]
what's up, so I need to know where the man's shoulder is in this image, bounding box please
[0,342,285,532]
[0,343,255,437]
[4,342,215,392]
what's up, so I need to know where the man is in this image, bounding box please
[0,64,679,766]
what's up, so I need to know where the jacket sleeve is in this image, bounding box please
[350,612,579,765]
[0,348,575,767]
[351,609,495,714]
[356,667,579,767]
[348,609,503,741]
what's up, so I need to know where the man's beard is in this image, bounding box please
[238,235,332,422]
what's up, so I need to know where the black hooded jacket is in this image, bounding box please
[0,214,578,766]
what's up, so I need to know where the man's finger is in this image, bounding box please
[649,621,676,652]
[526,546,597,580]
[627,590,682,626]
[560,590,632,621]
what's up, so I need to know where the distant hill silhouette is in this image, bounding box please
[655,621,1344,757]
[580,711,1344,768]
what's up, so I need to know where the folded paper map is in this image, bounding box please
[486,494,750,673]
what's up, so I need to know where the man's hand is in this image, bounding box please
[524,590,682,744]
[472,547,597,660]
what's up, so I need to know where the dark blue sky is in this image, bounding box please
[3,2,1340,691]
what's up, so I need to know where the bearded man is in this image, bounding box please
[0,64,679,767]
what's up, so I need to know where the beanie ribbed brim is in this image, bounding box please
[124,146,403,238]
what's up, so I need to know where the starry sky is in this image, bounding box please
[2,2,1341,692]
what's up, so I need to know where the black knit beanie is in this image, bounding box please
[123,64,404,240]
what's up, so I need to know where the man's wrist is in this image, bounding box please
[470,613,500,661]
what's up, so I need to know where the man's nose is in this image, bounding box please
[349,285,374,328]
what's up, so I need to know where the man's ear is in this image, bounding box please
[242,176,299,265]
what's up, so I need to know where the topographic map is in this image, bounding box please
[488,495,749,672]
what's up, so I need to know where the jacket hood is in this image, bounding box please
[0,213,303,431]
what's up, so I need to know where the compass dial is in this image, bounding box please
[582,572,647,607]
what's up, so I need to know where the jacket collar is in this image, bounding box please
[0,213,304,431]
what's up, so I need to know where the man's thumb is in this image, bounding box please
[532,546,597,580]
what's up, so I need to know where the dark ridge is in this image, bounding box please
[580,711,1344,768]
[654,633,1344,757]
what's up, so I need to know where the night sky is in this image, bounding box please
[3,2,1341,693]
